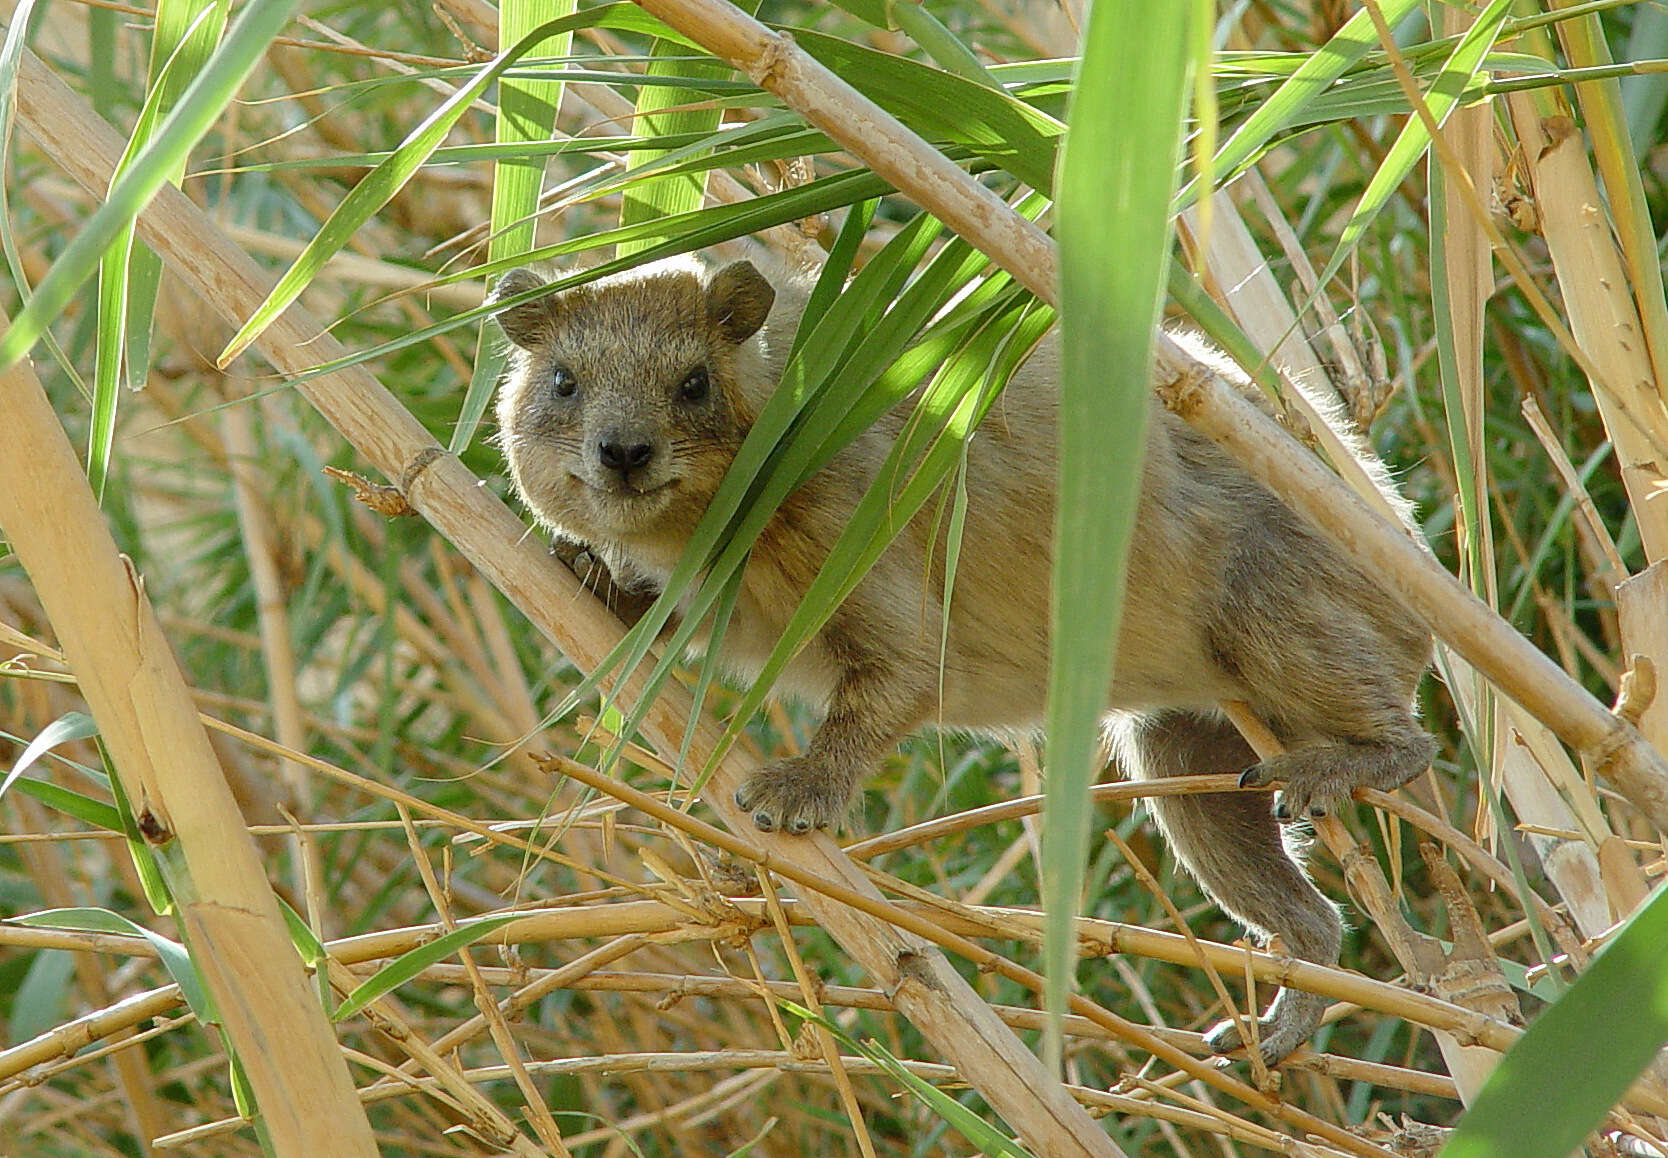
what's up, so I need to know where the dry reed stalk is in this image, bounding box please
[1618,565,1668,762]
[0,305,378,1154]
[396,807,575,1154]
[164,1049,1327,1155]
[753,871,880,1158]
[400,966,1462,1096]
[12,45,1129,1158]
[316,952,552,1156]
[1504,83,1668,909]
[5,882,1505,1114]
[1505,96,1668,551]
[1541,4,1668,396]
[1,883,1525,1056]
[3,795,170,1142]
[221,401,321,901]
[548,755,1469,1156]
[623,0,1668,839]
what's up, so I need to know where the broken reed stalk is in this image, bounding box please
[626,0,1668,837]
[0,307,379,1155]
[12,48,1126,1158]
[0,941,1470,1108]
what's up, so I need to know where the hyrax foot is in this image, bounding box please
[551,541,658,627]
[1239,732,1435,822]
[734,755,854,835]
[1204,987,1327,1066]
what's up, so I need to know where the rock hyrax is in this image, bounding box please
[489,253,1434,1063]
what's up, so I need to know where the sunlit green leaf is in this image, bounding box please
[92,2,229,499]
[1440,882,1668,1158]
[1046,0,1191,1070]
[1315,0,1512,290]
[217,6,678,366]
[453,0,576,456]
[2,711,99,799]
[12,908,215,1021]
[0,0,301,373]
[1177,0,1421,208]
[332,912,525,1021]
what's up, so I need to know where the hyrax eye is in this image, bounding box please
[678,366,710,403]
[552,367,578,398]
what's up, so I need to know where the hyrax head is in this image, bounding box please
[489,258,775,547]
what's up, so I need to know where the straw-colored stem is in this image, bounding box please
[0,305,377,1154]
[12,45,1127,1158]
[618,0,1668,838]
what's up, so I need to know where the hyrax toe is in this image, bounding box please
[1240,754,1350,822]
[733,756,851,835]
[1205,1014,1305,1067]
[1245,732,1434,824]
[1204,987,1327,1065]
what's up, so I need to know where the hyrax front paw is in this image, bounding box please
[1239,753,1354,823]
[550,540,657,626]
[734,756,853,835]
[1205,1009,1308,1067]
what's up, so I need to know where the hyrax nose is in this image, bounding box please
[597,436,655,478]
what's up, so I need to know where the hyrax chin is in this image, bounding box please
[488,252,1435,1064]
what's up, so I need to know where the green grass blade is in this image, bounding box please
[13,908,215,1021]
[2,711,99,797]
[9,949,75,1045]
[92,4,225,496]
[546,113,827,219]
[781,1001,1040,1158]
[1046,0,1191,1071]
[452,0,575,456]
[1439,882,1668,1158]
[1176,0,1421,207]
[794,31,1063,192]
[593,236,956,777]
[6,778,122,832]
[104,749,174,916]
[216,8,671,367]
[617,6,760,254]
[0,0,300,374]
[288,167,890,392]
[709,293,1052,760]
[332,912,524,1021]
[681,265,1041,782]
[1314,0,1512,291]
[888,2,1001,88]
[122,0,232,396]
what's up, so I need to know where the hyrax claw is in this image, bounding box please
[733,756,852,835]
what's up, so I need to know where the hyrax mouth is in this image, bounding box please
[576,472,677,501]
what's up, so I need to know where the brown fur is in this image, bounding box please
[489,255,1434,1063]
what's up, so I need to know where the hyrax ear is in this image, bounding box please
[706,261,775,345]
[487,268,555,349]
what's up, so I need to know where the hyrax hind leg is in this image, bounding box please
[1205,523,1436,823]
[1223,617,1435,823]
[1110,710,1342,1064]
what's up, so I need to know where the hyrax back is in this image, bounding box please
[489,254,1434,1063]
